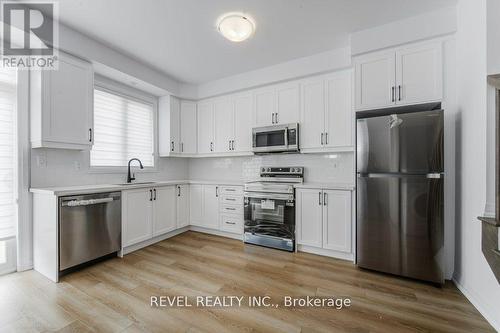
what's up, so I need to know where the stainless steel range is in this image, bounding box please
[244,167,303,252]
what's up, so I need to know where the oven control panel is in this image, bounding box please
[260,167,303,177]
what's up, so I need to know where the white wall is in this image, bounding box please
[452,0,500,330]
[30,149,189,188]
[350,6,457,56]
[188,153,354,184]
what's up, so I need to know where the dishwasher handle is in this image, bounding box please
[62,197,114,207]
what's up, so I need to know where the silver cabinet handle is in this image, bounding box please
[181,142,184,152]
[88,128,92,142]
[325,132,328,145]
[215,186,219,197]
[398,85,402,101]
[323,192,327,206]
[149,189,153,201]
[275,113,279,124]
[177,185,181,196]
[210,142,213,151]
[318,192,322,206]
[271,113,275,124]
[391,86,395,102]
[228,140,231,151]
[226,198,236,201]
[321,133,324,145]
[153,189,157,201]
[226,221,236,225]
[226,207,236,211]
[231,140,234,150]
[62,197,113,207]
[171,141,174,152]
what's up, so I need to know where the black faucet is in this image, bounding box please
[127,158,144,183]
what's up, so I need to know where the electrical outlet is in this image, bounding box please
[36,153,47,168]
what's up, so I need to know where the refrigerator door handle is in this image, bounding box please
[426,173,444,179]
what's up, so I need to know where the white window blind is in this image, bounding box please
[91,88,155,167]
[0,68,17,240]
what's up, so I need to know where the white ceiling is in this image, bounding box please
[56,0,457,84]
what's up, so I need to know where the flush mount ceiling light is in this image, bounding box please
[217,12,255,42]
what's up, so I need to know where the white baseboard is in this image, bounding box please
[121,226,190,255]
[452,278,500,332]
[189,226,243,240]
[297,244,354,261]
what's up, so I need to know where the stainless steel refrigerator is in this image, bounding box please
[356,104,444,284]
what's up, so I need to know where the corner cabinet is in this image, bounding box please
[159,97,197,156]
[190,184,219,229]
[354,40,442,111]
[296,188,353,259]
[30,52,94,150]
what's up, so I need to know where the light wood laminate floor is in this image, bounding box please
[0,231,495,332]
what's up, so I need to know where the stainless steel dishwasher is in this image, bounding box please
[59,192,121,272]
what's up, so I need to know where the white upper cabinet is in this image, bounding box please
[30,52,94,150]
[354,50,396,111]
[214,96,234,153]
[300,70,353,152]
[254,82,300,127]
[197,100,215,154]
[254,87,275,126]
[300,77,326,150]
[395,42,442,105]
[354,40,443,111]
[159,96,180,156]
[233,92,253,153]
[275,81,300,125]
[152,186,177,236]
[325,71,353,148]
[180,101,197,154]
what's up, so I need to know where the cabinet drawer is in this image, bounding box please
[220,204,243,215]
[220,214,243,234]
[220,195,243,205]
[220,186,243,196]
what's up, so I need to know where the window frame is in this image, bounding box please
[89,76,159,173]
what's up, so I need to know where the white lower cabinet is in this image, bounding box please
[189,184,219,229]
[296,188,352,257]
[123,184,189,248]
[152,186,177,236]
[176,185,190,228]
[122,187,154,247]
[218,186,244,234]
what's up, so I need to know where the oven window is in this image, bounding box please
[255,130,285,147]
[244,196,295,238]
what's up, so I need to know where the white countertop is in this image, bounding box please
[30,179,245,196]
[294,182,355,191]
[30,179,353,196]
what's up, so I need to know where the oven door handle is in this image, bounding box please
[284,127,289,148]
[244,192,294,201]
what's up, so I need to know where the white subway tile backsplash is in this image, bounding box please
[189,153,355,184]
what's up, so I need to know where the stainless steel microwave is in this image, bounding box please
[252,123,299,153]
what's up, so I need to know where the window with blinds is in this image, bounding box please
[91,87,155,167]
[0,68,17,240]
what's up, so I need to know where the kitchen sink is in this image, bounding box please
[114,181,156,186]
